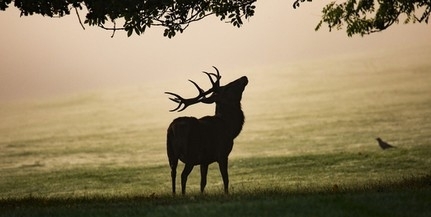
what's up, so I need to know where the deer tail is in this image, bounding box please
[167,126,178,169]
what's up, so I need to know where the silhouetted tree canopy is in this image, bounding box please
[0,0,256,38]
[294,0,431,36]
[1,0,430,37]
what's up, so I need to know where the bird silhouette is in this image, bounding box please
[376,137,395,150]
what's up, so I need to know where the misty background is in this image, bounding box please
[0,1,430,102]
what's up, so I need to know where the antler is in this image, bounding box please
[165,66,221,112]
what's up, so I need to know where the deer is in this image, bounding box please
[165,66,248,195]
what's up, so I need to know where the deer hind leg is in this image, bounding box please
[200,164,209,193]
[170,159,178,195]
[181,164,194,195]
[218,158,229,194]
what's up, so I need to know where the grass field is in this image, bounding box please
[1,47,431,216]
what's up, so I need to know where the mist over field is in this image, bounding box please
[1,1,431,102]
[1,46,430,175]
[1,41,431,217]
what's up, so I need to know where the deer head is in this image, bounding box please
[165,66,222,112]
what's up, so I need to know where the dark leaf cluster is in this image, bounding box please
[294,0,431,36]
[1,0,256,38]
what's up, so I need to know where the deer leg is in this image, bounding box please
[200,164,209,193]
[218,159,229,194]
[181,164,194,195]
[170,160,178,195]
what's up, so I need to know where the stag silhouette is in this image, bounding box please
[165,66,248,195]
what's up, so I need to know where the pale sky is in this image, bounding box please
[0,1,430,101]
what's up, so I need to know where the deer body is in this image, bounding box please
[165,67,247,195]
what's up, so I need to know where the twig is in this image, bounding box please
[74,7,85,30]
[111,20,116,38]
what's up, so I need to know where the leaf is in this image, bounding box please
[134,26,141,35]
[315,21,323,31]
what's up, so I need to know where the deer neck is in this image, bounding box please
[215,102,245,139]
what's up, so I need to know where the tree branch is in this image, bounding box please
[74,7,85,30]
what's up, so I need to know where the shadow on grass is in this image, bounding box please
[1,174,430,217]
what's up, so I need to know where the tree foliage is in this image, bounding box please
[1,0,430,37]
[294,0,431,36]
[0,0,256,38]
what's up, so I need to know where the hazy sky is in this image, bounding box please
[0,1,430,101]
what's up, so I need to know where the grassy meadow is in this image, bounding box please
[1,47,431,216]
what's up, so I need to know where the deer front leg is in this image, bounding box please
[200,164,209,193]
[218,158,229,194]
[181,164,194,195]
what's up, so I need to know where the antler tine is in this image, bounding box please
[212,66,221,78]
[164,92,186,112]
[165,66,222,112]
[164,78,207,112]
[165,92,183,103]
[212,66,221,87]
[202,71,215,84]
[176,104,188,112]
[202,66,221,87]
[188,79,205,96]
